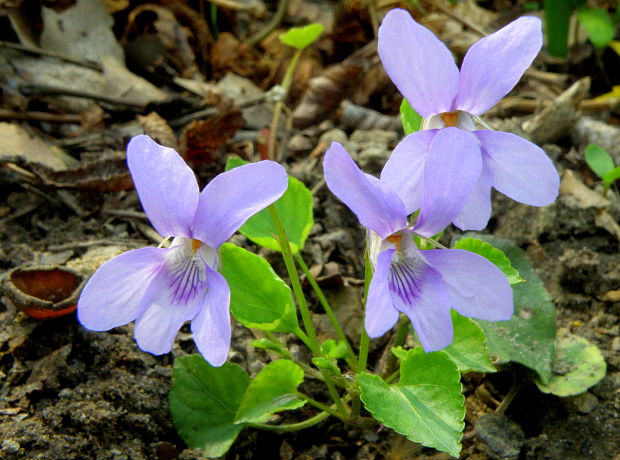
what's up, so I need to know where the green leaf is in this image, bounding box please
[536,330,607,396]
[240,176,313,254]
[391,345,409,361]
[584,144,615,178]
[459,235,557,384]
[169,355,249,458]
[321,339,348,359]
[443,311,497,373]
[453,237,524,285]
[577,7,615,49]
[543,0,573,57]
[312,356,340,373]
[234,360,305,423]
[220,243,299,333]
[358,349,465,457]
[251,338,288,355]
[602,165,620,189]
[279,23,325,50]
[400,98,423,135]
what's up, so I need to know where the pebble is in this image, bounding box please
[1,440,21,454]
[475,413,525,459]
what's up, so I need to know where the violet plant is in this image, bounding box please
[76,10,606,458]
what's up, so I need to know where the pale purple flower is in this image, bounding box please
[78,135,287,366]
[379,9,559,230]
[324,141,513,350]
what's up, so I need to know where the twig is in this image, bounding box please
[0,40,102,71]
[102,209,148,220]
[246,0,290,47]
[19,83,146,111]
[0,109,82,123]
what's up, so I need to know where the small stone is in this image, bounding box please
[474,413,525,459]
[611,336,620,352]
[287,134,314,152]
[565,392,599,414]
[319,128,348,146]
[2,440,21,454]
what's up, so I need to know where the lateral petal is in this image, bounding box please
[378,8,459,118]
[456,16,542,115]
[422,248,513,321]
[191,267,231,367]
[323,142,407,239]
[380,130,436,214]
[414,128,482,237]
[78,247,165,331]
[477,130,559,206]
[127,135,199,238]
[452,164,493,231]
[192,161,288,248]
[366,248,400,337]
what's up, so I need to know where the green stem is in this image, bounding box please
[294,253,358,370]
[263,331,292,358]
[268,205,349,416]
[248,411,329,432]
[382,317,409,379]
[385,369,400,384]
[296,392,347,420]
[358,250,373,374]
[267,48,303,160]
[268,205,319,354]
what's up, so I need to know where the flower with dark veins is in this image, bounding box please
[323,141,513,350]
[378,8,559,230]
[78,135,288,366]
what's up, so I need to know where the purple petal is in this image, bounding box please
[452,165,493,231]
[192,161,288,248]
[78,247,164,331]
[366,249,400,337]
[378,9,459,118]
[422,248,513,321]
[380,130,436,214]
[414,128,482,237]
[133,262,207,355]
[127,135,199,238]
[456,16,542,115]
[389,263,454,352]
[191,266,231,367]
[477,130,559,206]
[323,142,407,239]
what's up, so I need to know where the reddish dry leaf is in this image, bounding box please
[137,112,178,150]
[180,109,245,163]
[210,32,262,80]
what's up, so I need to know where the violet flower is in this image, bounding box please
[379,9,559,230]
[324,140,513,351]
[78,135,287,366]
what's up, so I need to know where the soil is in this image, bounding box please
[1,1,620,459]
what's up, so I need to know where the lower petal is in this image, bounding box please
[422,248,513,321]
[452,165,493,231]
[191,267,231,367]
[365,249,400,338]
[77,247,165,331]
[389,263,454,352]
[133,270,206,355]
[476,130,559,206]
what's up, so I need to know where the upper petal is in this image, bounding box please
[127,135,199,238]
[414,128,482,237]
[456,16,542,115]
[452,164,493,231]
[192,161,288,248]
[191,266,231,367]
[422,248,513,321]
[476,130,559,206]
[389,262,454,352]
[77,247,165,331]
[378,8,460,118]
[365,248,400,337]
[380,130,436,214]
[323,142,407,239]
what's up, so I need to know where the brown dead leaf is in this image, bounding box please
[210,32,261,80]
[180,110,245,163]
[0,123,68,170]
[137,112,178,150]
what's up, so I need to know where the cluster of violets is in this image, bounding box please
[78,9,559,365]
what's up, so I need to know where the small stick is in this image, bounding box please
[0,109,82,123]
[0,40,102,71]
